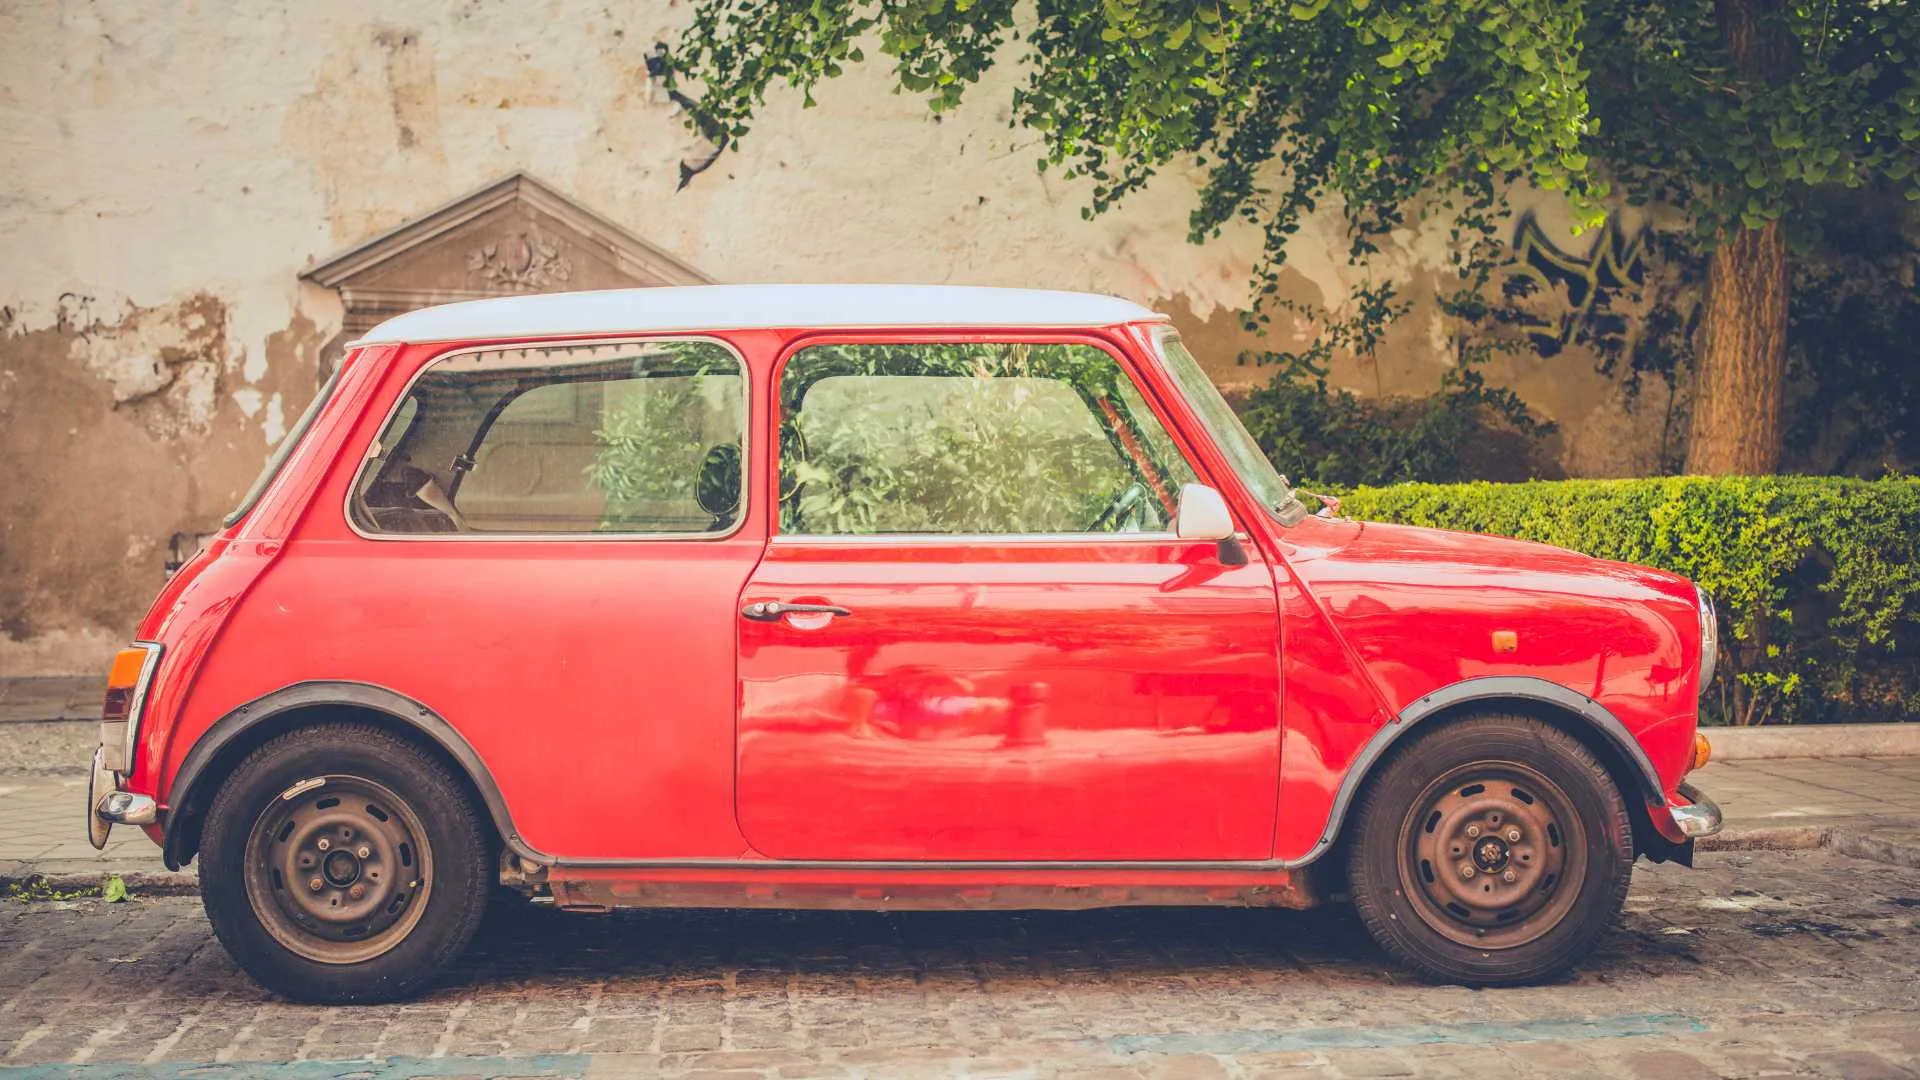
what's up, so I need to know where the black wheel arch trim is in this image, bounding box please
[1293,675,1668,868]
[162,680,548,870]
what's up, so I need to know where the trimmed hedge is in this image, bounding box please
[1335,477,1920,726]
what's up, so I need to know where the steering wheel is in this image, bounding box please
[1090,480,1152,533]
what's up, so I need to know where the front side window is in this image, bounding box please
[351,339,745,536]
[778,342,1197,536]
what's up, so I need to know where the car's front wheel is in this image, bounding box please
[198,722,491,1003]
[1346,713,1634,985]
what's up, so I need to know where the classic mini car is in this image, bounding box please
[88,284,1722,1003]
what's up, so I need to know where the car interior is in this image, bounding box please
[351,345,744,536]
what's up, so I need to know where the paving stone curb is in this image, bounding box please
[1697,824,1831,853]
[1829,825,1920,870]
[0,866,200,897]
[1708,722,1920,759]
[1697,820,1920,869]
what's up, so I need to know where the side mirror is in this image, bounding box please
[1174,483,1235,541]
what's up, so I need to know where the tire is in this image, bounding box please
[198,722,491,1003]
[1346,712,1634,986]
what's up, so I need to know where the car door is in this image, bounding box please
[735,335,1284,862]
[280,335,762,860]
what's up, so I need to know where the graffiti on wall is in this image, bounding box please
[1501,212,1652,366]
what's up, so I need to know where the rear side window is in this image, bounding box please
[350,339,745,536]
[777,342,1197,536]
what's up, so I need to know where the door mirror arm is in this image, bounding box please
[1216,536,1249,567]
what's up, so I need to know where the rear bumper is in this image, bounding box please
[86,746,160,850]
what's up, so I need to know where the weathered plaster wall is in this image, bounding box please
[0,1,1672,673]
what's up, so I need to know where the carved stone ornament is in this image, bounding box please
[301,173,712,344]
[466,230,574,291]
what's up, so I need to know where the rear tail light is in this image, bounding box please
[100,642,162,774]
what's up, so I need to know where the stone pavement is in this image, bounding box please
[1,848,1917,1077]
[1704,754,1920,821]
[0,676,98,724]
[1696,754,1920,866]
[3,710,1920,1077]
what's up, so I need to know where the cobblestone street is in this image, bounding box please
[2,848,1917,1078]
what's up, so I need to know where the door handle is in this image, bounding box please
[741,601,853,622]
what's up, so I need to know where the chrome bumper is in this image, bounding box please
[86,746,158,850]
[1671,780,1723,839]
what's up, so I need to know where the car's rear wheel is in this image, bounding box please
[1346,713,1633,985]
[199,722,490,1003]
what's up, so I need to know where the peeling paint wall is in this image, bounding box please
[0,2,1672,673]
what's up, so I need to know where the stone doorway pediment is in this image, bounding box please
[301,173,712,338]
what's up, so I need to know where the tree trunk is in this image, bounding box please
[1686,0,1792,475]
[1684,220,1789,475]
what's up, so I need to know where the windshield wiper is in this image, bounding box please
[1273,477,1313,526]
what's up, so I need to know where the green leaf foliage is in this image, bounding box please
[1230,281,1558,487]
[670,0,1920,316]
[1236,367,1553,488]
[1587,3,1920,243]
[1338,476,1920,726]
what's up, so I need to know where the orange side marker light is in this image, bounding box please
[106,647,147,689]
[102,647,149,721]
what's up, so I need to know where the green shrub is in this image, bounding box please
[1236,368,1554,487]
[1336,476,1920,726]
[1229,281,1560,488]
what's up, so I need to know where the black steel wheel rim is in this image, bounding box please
[242,774,433,964]
[1396,760,1589,950]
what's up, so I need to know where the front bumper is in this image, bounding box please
[1670,780,1723,839]
[86,746,158,850]
[1636,780,1721,867]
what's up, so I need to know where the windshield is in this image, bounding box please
[223,365,343,527]
[1151,330,1303,523]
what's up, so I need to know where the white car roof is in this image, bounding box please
[354,284,1169,345]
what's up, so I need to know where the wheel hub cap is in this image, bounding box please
[1400,763,1588,949]
[243,774,432,965]
[321,849,361,887]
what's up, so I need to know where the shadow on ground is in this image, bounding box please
[451,900,1384,991]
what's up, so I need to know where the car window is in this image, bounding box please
[350,339,745,536]
[778,342,1197,536]
[1152,329,1302,522]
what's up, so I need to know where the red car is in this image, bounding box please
[87,285,1722,1003]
